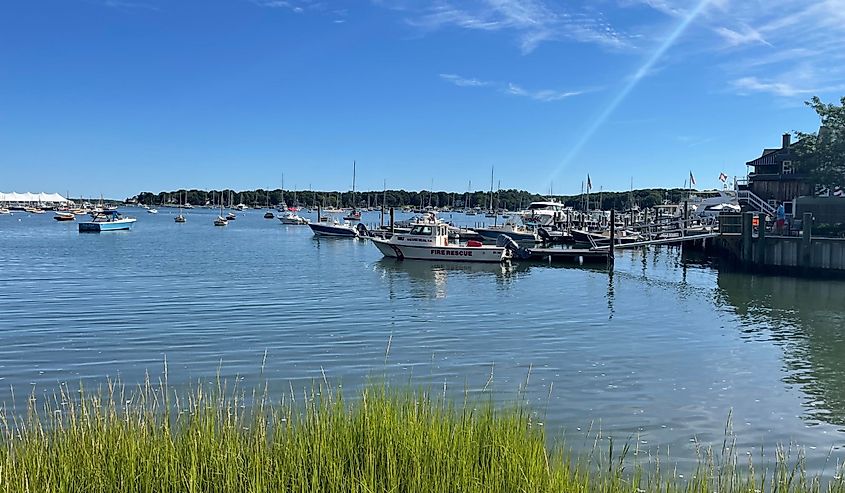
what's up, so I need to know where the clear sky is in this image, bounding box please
[1,0,842,198]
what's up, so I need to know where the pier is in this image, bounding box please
[714,212,845,276]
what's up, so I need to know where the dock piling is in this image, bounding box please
[609,210,615,265]
[801,212,813,266]
[756,212,767,264]
[742,212,753,261]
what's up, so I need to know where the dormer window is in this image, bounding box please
[782,160,794,174]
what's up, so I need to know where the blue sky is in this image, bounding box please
[1,0,843,198]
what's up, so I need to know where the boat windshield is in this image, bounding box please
[527,202,562,211]
[409,225,433,236]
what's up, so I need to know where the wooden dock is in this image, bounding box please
[526,248,610,263]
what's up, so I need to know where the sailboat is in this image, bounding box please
[264,189,274,219]
[343,161,361,221]
[175,190,186,223]
[213,192,228,226]
[485,167,497,218]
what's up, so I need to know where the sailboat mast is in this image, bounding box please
[489,166,494,211]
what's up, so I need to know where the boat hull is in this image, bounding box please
[474,228,537,243]
[308,223,358,237]
[78,218,136,232]
[371,238,508,263]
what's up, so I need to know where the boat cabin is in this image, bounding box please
[398,222,451,246]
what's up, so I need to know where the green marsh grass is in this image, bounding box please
[0,375,843,492]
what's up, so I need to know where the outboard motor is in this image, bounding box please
[537,227,552,244]
[355,222,370,237]
[496,234,531,260]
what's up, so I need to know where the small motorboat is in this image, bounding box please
[0,208,10,215]
[474,221,538,243]
[25,207,45,214]
[53,211,76,221]
[147,208,158,214]
[570,229,642,246]
[308,218,363,237]
[371,214,512,263]
[226,212,237,220]
[174,214,186,223]
[264,210,275,219]
[343,210,362,221]
[279,212,309,225]
[79,211,137,232]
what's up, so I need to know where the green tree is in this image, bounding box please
[793,96,845,188]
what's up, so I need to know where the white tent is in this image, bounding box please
[0,192,70,205]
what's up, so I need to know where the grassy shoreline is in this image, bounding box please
[1,380,843,492]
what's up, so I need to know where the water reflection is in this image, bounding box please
[717,271,845,428]
[374,259,529,299]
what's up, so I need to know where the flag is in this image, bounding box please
[587,174,592,191]
[719,172,728,183]
[689,171,696,186]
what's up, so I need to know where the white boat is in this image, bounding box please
[371,216,511,263]
[688,190,739,218]
[279,211,309,225]
[79,211,137,232]
[235,203,248,211]
[308,218,362,237]
[0,208,10,215]
[147,208,158,214]
[213,192,228,226]
[175,191,187,222]
[517,201,569,227]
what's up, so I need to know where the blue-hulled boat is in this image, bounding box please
[308,219,363,237]
[79,211,137,232]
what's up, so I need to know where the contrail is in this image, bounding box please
[544,0,714,193]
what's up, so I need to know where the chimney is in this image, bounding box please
[782,133,791,149]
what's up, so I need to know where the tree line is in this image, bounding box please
[130,187,697,211]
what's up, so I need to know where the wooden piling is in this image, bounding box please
[742,212,753,262]
[608,209,616,265]
[317,205,322,223]
[801,211,812,266]
[756,212,766,264]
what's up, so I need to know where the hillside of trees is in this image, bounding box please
[131,187,699,212]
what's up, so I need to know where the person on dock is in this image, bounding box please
[776,203,786,234]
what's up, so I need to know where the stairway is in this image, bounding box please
[737,190,776,216]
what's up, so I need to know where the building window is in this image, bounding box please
[782,160,794,174]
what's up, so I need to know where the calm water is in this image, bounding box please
[1,208,844,469]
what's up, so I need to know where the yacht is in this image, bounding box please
[517,201,569,227]
[688,189,739,218]
[371,214,511,263]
